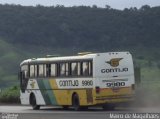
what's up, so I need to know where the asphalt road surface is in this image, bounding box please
[0,105,160,119]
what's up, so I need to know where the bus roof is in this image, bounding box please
[20,52,130,66]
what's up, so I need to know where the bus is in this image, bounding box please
[19,52,135,110]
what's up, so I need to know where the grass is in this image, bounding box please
[0,86,20,103]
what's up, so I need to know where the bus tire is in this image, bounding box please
[72,93,81,111]
[102,104,115,111]
[62,105,69,110]
[81,106,88,111]
[30,94,40,110]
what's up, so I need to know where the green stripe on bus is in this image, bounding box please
[42,80,58,105]
[37,79,57,105]
[37,79,51,105]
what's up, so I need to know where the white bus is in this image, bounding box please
[19,52,135,110]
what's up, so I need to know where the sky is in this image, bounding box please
[0,0,160,10]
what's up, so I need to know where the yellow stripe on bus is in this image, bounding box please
[49,79,94,106]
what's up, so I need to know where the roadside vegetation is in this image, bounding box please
[0,86,20,103]
[133,58,160,107]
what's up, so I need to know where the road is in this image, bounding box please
[0,105,160,119]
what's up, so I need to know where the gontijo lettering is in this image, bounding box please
[59,80,79,87]
[101,68,128,73]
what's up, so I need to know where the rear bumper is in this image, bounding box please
[96,94,134,100]
[95,95,134,104]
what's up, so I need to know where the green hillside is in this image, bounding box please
[0,4,160,88]
[0,39,23,87]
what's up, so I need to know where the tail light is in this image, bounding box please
[131,84,135,90]
[96,86,100,94]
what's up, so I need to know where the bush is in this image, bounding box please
[0,86,20,103]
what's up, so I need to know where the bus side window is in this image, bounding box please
[71,62,78,76]
[82,62,89,76]
[65,63,69,76]
[59,63,69,77]
[82,61,92,76]
[38,64,44,77]
[60,63,66,76]
[30,65,35,78]
[51,64,57,77]
[21,65,28,79]
[77,62,81,76]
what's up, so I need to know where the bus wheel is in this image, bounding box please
[102,104,115,111]
[30,94,40,110]
[72,93,81,111]
[81,106,88,111]
[62,105,69,110]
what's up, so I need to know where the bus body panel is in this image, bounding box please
[93,52,135,104]
[20,79,46,105]
[21,78,94,106]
